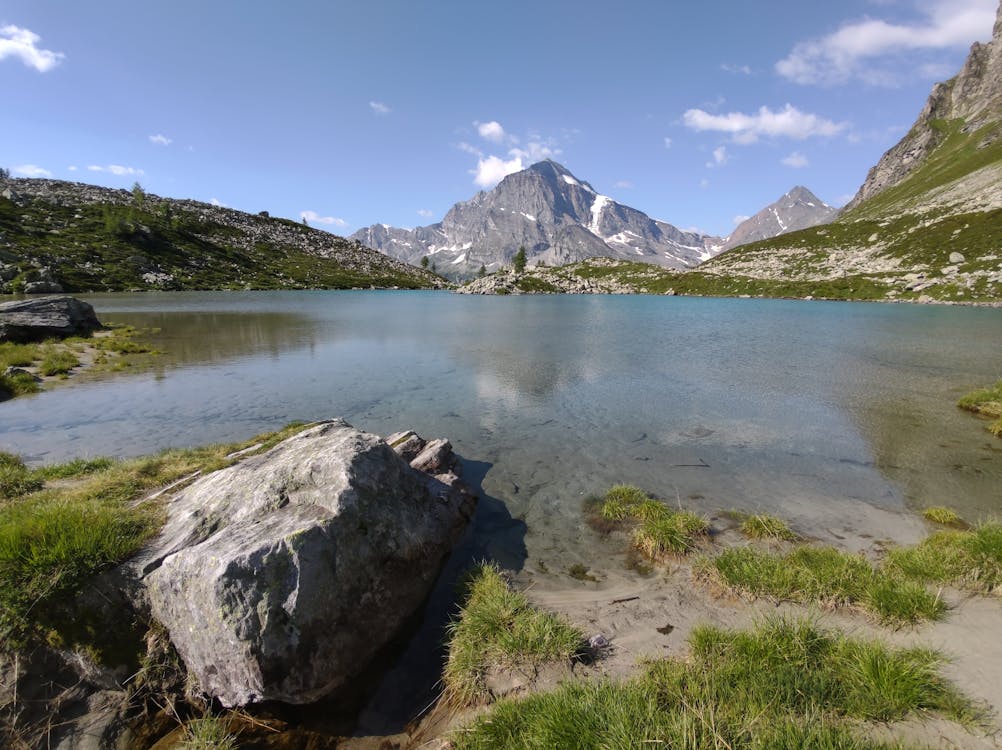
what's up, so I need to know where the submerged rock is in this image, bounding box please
[138,419,475,708]
[0,295,101,343]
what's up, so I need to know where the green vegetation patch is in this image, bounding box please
[443,563,582,705]
[515,276,560,293]
[453,616,973,750]
[959,381,1002,438]
[0,422,310,651]
[707,545,945,625]
[740,512,797,541]
[591,484,709,560]
[886,523,1002,594]
[178,716,239,750]
[922,506,964,526]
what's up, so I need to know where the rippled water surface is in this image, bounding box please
[3,290,1002,564]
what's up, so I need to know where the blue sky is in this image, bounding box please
[1,0,996,238]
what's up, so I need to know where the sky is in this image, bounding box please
[1,0,997,238]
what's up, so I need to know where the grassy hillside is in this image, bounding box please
[0,180,443,292]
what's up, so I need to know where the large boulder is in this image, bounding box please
[137,420,475,707]
[0,296,102,343]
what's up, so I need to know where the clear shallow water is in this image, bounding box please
[2,290,1002,566]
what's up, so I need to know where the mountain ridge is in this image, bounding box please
[352,160,725,279]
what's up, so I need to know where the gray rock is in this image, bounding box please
[3,366,41,381]
[385,429,426,462]
[0,296,102,343]
[941,265,959,275]
[410,438,455,474]
[139,420,475,707]
[24,280,65,294]
[949,251,966,264]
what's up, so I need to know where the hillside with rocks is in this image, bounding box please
[694,0,1002,304]
[352,160,725,279]
[0,178,445,293]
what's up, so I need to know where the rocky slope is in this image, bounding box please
[0,178,445,292]
[724,186,838,250]
[692,0,1002,304]
[352,160,724,279]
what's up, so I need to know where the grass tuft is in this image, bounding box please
[443,563,582,706]
[886,523,1002,593]
[740,513,797,540]
[922,506,963,526]
[37,346,79,376]
[959,382,1002,438]
[178,716,238,750]
[708,545,945,625]
[452,616,974,749]
[633,511,709,560]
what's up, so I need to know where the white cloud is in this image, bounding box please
[300,210,347,227]
[148,134,172,146]
[67,165,77,171]
[210,198,226,207]
[699,178,711,189]
[476,120,507,143]
[707,145,729,168]
[416,208,434,218]
[733,214,751,225]
[613,180,634,189]
[473,155,524,188]
[781,151,810,168]
[776,0,996,86]
[87,164,144,177]
[465,128,562,188]
[683,104,847,143]
[369,100,391,115]
[12,164,52,178]
[0,25,64,72]
[721,63,753,75]
[663,137,673,149]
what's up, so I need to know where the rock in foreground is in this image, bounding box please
[138,419,475,707]
[0,295,102,343]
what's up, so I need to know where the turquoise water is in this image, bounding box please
[2,291,1002,564]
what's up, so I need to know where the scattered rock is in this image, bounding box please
[138,420,476,707]
[950,251,967,264]
[0,296,102,343]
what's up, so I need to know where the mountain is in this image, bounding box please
[724,186,838,251]
[693,0,1002,304]
[352,160,724,279]
[0,178,444,293]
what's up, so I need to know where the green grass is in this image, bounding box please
[0,422,311,650]
[178,716,238,750]
[922,506,963,526]
[886,523,1002,593]
[37,346,80,376]
[634,511,709,560]
[707,546,945,625]
[591,485,709,560]
[959,381,1002,437]
[740,513,797,540]
[0,193,439,292]
[452,616,973,749]
[443,563,583,706]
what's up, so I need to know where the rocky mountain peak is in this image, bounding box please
[723,185,837,251]
[351,160,723,279]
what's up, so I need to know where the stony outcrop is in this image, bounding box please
[0,295,102,343]
[137,420,475,707]
[352,160,724,279]
[458,257,677,295]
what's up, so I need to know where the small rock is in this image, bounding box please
[941,265,959,276]
[410,438,454,474]
[949,251,966,264]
